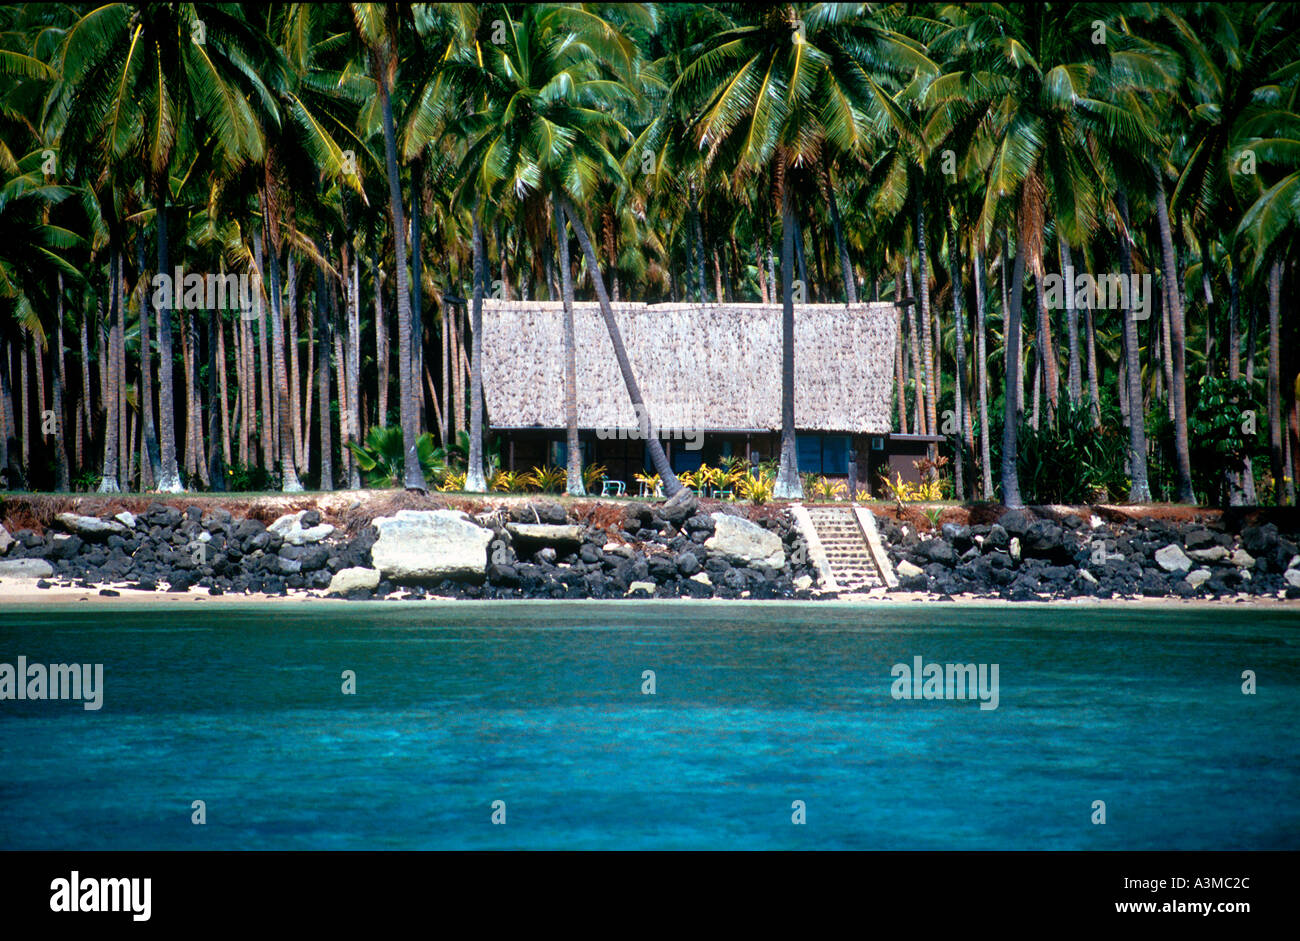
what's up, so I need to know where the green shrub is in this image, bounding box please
[347,425,447,488]
[1015,397,1128,503]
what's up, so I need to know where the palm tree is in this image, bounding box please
[352,2,424,490]
[934,4,1157,504]
[670,4,891,498]
[437,4,680,496]
[58,3,269,492]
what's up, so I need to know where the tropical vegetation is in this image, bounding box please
[0,3,1297,509]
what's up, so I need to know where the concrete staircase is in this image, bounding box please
[791,505,897,592]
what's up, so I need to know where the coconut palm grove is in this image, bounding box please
[1,1,1297,509]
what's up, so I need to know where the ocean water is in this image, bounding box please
[0,601,1296,850]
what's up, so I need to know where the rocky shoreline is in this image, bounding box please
[878,508,1300,602]
[0,490,820,601]
[2,493,1299,602]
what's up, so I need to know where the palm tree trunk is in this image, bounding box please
[424,362,444,446]
[558,193,681,497]
[410,160,425,429]
[232,311,243,468]
[1116,187,1152,502]
[555,188,585,495]
[346,239,362,489]
[260,193,302,492]
[793,210,809,298]
[135,235,160,487]
[1201,237,1215,374]
[206,305,224,491]
[217,313,231,468]
[439,291,450,445]
[333,328,348,484]
[186,301,208,487]
[1059,238,1082,401]
[78,305,90,470]
[974,242,993,500]
[1080,243,1100,427]
[376,62,423,490]
[286,251,303,472]
[946,208,966,500]
[372,248,388,426]
[1226,265,1246,505]
[915,196,937,444]
[314,257,333,490]
[1243,294,1258,503]
[0,340,13,487]
[1001,229,1026,509]
[904,262,925,434]
[1031,347,1041,431]
[451,300,464,438]
[466,208,488,492]
[1159,281,1173,420]
[98,245,121,493]
[97,298,106,426]
[53,275,69,491]
[254,231,274,474]
[303,298,314,470]
[772,160,803,500]
[35,338,46,452]
[1033,270,1057,425]
[180,303,195,478]
[759,230,769,302]
[728,232,742,302]
[823,160,857,303]
[0,345,7,481]
[125,393,135,491]
[1152,172,1193,501]
[692,197,709,302]
[894,302,907,433]
[1268,259,1283,504]
[116,263,129,490]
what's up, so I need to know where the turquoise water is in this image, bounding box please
[0,601,1296,850]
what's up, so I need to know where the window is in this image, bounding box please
[795,434,851,475]
[671,447,703,474]
[823,435,850,475]
[797,435,822,473]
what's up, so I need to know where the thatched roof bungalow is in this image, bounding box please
[481,300,901,489]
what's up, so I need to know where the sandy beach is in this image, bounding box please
[2,577,1296,610]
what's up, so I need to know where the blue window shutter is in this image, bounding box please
[796,435,822,475]
[823,435,850,474]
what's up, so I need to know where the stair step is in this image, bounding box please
[798,504,890,592]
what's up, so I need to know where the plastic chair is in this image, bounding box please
[601,479,626,497]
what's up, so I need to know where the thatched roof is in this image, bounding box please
[481,301,898,434]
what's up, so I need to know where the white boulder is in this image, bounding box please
[370,510,492,582]
[325,567,381,596]
[268,511,335,546]
[704,513,785,568]
[0,558,54,579]
[1154,543,1193,574]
